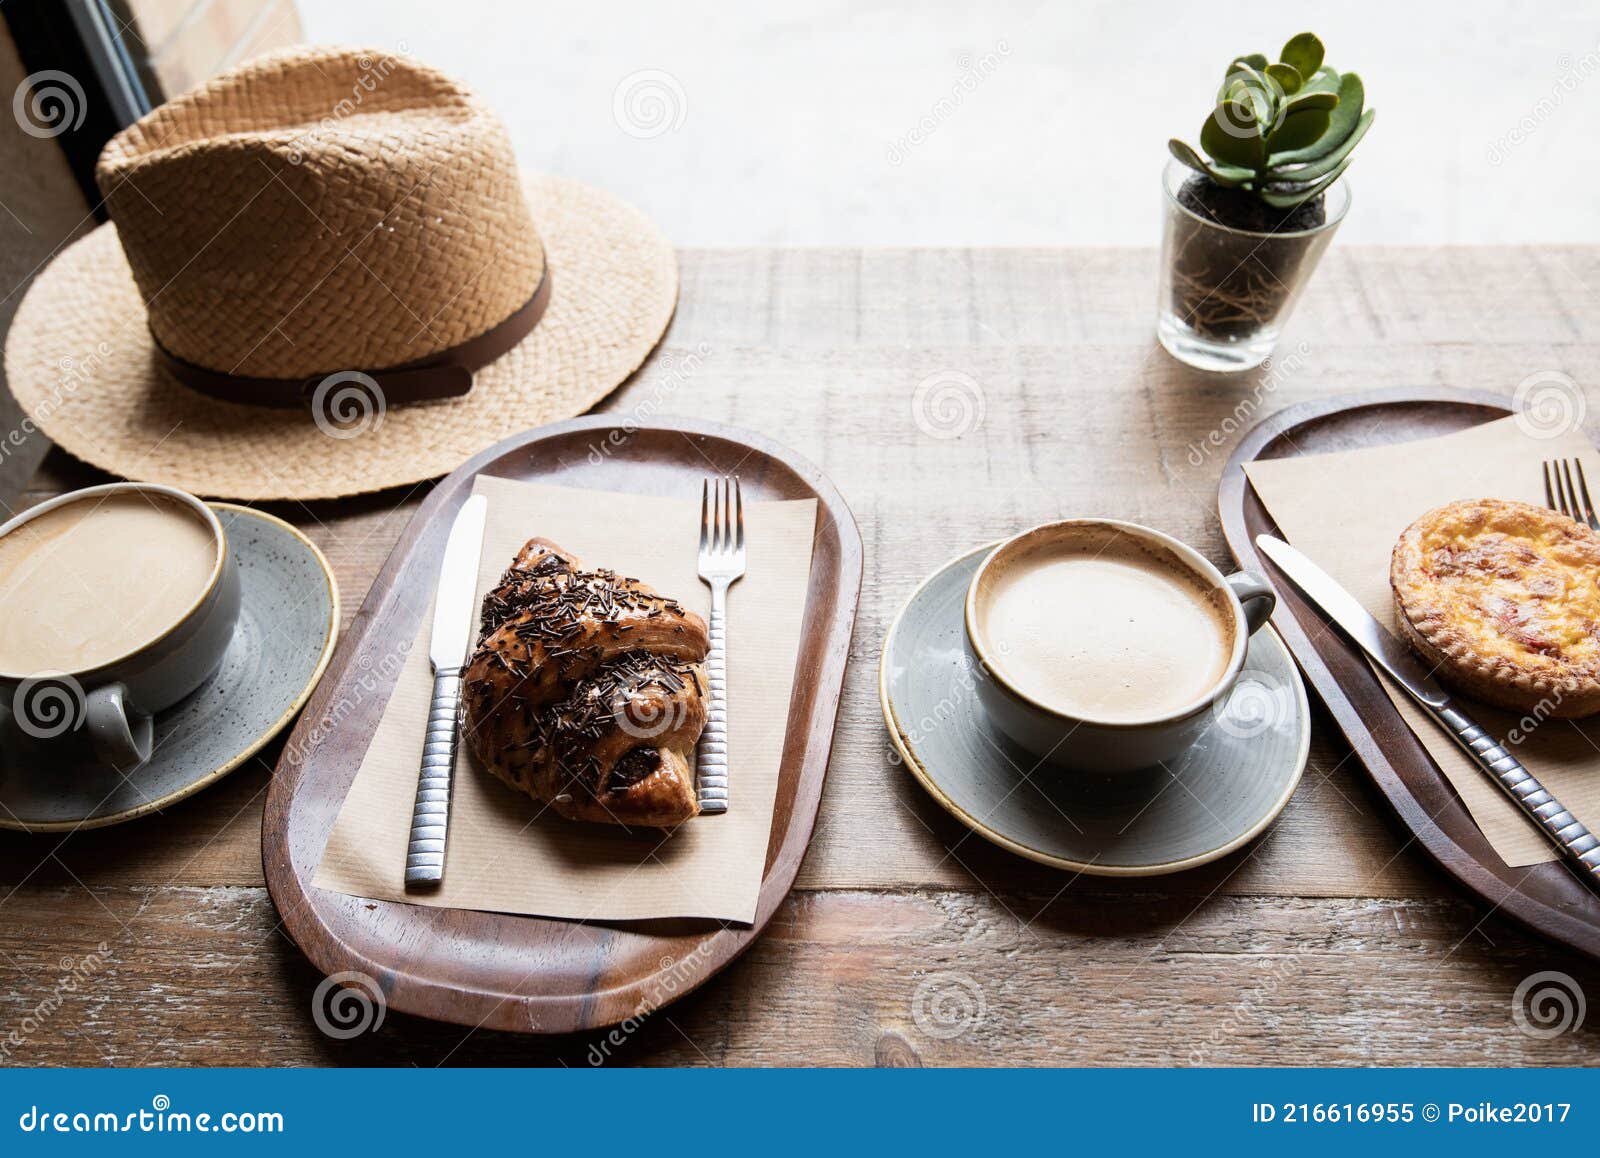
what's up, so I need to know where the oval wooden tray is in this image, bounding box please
[1220,385,1600,962]
[263,416,862,1033]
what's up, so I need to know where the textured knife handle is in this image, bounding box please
[1436,702,1600,880]
[406,668,462,886]
[696,583,729,813]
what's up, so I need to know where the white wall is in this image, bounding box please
[299,0,1600,246]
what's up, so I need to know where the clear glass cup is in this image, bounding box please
[1156,157,1350,373]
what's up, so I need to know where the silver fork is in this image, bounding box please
[696,476,745,814]
[1544,458,1600,530]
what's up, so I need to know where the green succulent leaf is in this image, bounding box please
[1218,64,1276,123]
[1169,138,1209,173]
[1280,32,1324,77]
[1169,139,1254,186]
[1270,72,1366,165]
[1202,166,1254,189]
[1269,107,1373,179]
[1265,106,1331,154]
[1179,34,1370,210]
[1219,80,1265,122]
[1200,101,1265,169]
[1257,154,1352,208]
[1265,62,1302,94]
[1324,72,1365,140]
[1281,90,1338,115]
[1301,66,1341,95]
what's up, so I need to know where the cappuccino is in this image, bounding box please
[976,534,1234,722]
[0,493,219,674]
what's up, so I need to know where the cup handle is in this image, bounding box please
[1224,571,1276,635]
[84,682,153,770]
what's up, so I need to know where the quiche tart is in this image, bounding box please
[1391,498,1600,718]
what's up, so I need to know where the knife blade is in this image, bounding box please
[1254,533,1600,883]
[1254,534,1448,710]
[405,494,488,887]
[427,495,489,671]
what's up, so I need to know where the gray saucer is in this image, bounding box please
[0,504,338,831]
[879,544,1309,875]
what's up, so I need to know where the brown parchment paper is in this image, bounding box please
[1245,415,1600,867]
[313,476,817,924]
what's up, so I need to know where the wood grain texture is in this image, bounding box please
[5,245,1600,1062]
[0,885,1595,1066]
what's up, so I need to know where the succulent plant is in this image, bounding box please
[1169,32,1374,209]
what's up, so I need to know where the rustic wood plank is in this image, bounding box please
[0,885,1593,1066]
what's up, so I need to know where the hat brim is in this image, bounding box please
[4,173,677,501]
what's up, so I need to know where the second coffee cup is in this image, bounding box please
[964,519,1275,772]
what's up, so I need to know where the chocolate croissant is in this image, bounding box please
[461,538,709,826]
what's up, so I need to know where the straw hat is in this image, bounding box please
[5,46,677,500]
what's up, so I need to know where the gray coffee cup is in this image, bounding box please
[0,483,240,770]
[963,519,1275,772]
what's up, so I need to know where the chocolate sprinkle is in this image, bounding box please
[464,539,708,803]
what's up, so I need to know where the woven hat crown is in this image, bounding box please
[96,46,546,379]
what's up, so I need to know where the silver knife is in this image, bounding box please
[1255,534,1600,884]
[405,494,488,888]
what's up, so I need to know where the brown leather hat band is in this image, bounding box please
[151,269,551,409]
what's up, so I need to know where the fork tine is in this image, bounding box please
[1561,460,1580,521]
[1551,460,1573,518]
[716,477,727,552]
[1575,460,1598,527]
[721,476,733,552]
[719,476,730,551]
[734,476,744,552]
[1545,460,1559,511]
[697,479,710,553]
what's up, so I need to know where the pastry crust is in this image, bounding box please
[462,537,710,826]
[1391,498,1600,718]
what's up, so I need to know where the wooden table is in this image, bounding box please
[4,245,1599,1066]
